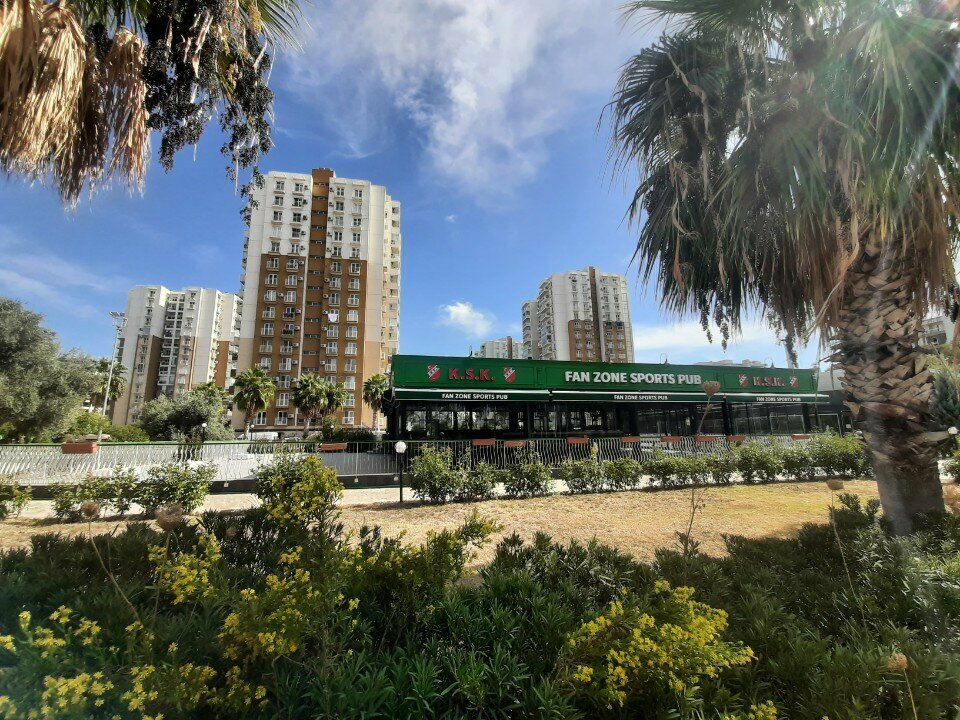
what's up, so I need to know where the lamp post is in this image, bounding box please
[98,311,126,443]
[395,440,407,503]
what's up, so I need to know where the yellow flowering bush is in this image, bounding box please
[557,581,753,711]
[150,533,222,605]
[255,455,342,530]
[721,701,779,720]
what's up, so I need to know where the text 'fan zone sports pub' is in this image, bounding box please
[387,355,829,440]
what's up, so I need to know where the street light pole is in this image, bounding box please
[98,311,126,443]
[395,440,407,503]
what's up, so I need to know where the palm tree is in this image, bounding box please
[232,368,276,438]
[362,374,389,432]
[0,0,302,206]
[292,374,328,438]
[90,358,126,409]
[610,0,960,532]
[321,381,348,429]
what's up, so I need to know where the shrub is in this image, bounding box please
[644,452,683,489]
[677,455,711,486]
[103,424,149,442]
[503,450,553,498]
[456,462,497,502]
[704,451,736,485]
[0,479,30,520]
[108,467,139,516]
[558,458,606,494]
[808,432,870,477]
[948,450,960,484]
[604,457,643,491]
[139,462,214,513]
[557,581,754,713]
[409,445,457,503]
[256,454,342,530]
[781,443,815,482]
[734,441,783,484]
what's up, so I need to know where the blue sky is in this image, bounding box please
[0,0,819,368]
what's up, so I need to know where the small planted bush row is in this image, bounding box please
[0,478,31,520]
[50,462,215,521]
[408,446,552,503]
[409,433,870,503]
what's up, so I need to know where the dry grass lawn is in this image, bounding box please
[0,481,880,563]
[340,480,879,564]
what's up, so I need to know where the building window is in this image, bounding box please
[348,278,360,290]
[276,392,289,407]
[326,341,338,354]
[254,411,267,426]
[333,231,343,242]
[354,188,363,198]
[326,325,339,337]
[335,187,344,197]
[270,241,281,253]
[344,359,357,372]
[274,195,284,206]
[267,258,279,269]
[259,357,271,369]
[275,411,288,426]
[262,308,275,319]
[261,323,273,335]
[347,310,358,323]
[350,247,360,258]
[285,275,298,287]
[264,290,277,302]
[344,394,355,408]
[325,359,337,372]
[352,217,362,227]
[278,375,292,389]
[265,273,278,285]
[347,294,359,307]
[293,197,306,208]
[349,262,361,274]
[330,246,342,257]
[282,323,296,335]
[345,326,358,338]
[272,210,283,222]
[344,376,356,390]
[345,342,357,356]
[352,232,360,243]
[329,277,341,289]
[329,293,340,306]
[330,261,342,274]
[343,412,354,425]
[284,291,296,303]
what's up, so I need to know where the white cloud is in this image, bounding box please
[438,301,495,338]
[281,0,639,199]
[445,214,457,224]
[0,226,128,318]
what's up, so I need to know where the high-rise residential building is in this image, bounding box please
[522,266,634,363]
[920,315,955,348]
[472,337,520,359]
[235,168,401,431]
[111,286,241,425]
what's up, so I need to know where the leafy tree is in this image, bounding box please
[232,367,276,436]
[609,0,960,532]
[292,374,329,438]
[191,381,230,415]
[66,411,110,438]
[0,298,100,441]
[362,373,389,432]
[103,424,149,442]
[0,0,302,208]
[137,389,231,440]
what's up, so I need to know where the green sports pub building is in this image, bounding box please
[387,355,830,441]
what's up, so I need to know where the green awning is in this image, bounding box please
[393,388,550,402]
[550,390,705,403]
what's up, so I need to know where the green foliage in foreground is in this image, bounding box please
[2,452,960,718]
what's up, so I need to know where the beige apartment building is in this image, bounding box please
[522,266,634,363]
[472,337,520,359]
[235,168,401,432]
[111,286,241,425]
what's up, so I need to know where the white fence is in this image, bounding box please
[0,435,804,487]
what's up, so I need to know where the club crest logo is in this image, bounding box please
[427,364,441,382]
[503,367,516,384]
[789,375,799,389]
[738,374,749,387]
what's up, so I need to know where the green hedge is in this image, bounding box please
[50,463,215,521]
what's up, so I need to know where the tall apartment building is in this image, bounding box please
[235,168,401,431]
[521,267,634,363]
[472,337,520,359]
[111,286,241,425]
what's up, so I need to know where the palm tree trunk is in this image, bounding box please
[835,236,947,533]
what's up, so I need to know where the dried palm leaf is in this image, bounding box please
[103,27,147,190]
[53,43,106,202]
